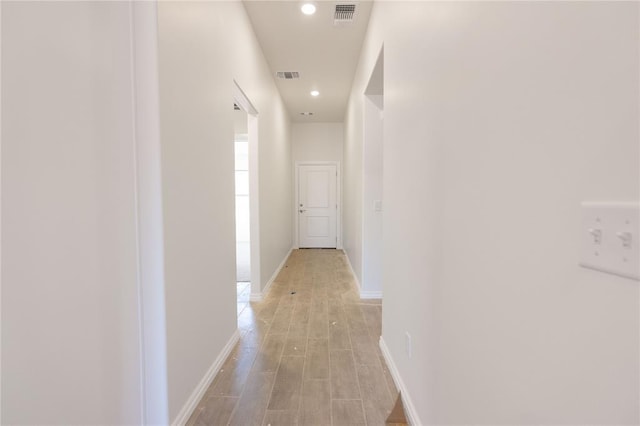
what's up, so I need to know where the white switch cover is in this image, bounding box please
[580,203,639,280]
[374,200,383,212]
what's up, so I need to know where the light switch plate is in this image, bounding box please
[580,202,639,280]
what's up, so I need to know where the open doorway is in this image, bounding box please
[361,47,384,298]
[234,104,251,315]
[233,81,260,315]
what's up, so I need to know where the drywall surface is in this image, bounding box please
[343,101,364,285]
[345,1,639,424]
[292,122,344,163]
[1,2,143,423]
[361,96,383,296]
[157,2,291,420]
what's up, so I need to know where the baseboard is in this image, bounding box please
[360,290,383,299]
[343,252,382,299]
[343,251,362,291]
[379,337,423,426]
[172,329,240,426]
[249,247,293,302]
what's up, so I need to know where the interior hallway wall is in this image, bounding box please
[344,1,639,424]
[1,2,145,423]
[291,122,344,163]
[344,100,364,285]
[157,1,291,421]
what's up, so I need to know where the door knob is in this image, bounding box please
[299,209,306,213]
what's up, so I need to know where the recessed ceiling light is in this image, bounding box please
[301,3,316,15]
[310,90,320,97]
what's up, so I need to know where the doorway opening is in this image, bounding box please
[234,107,250,315]
[233,81,260,315]
[361,46,384,298]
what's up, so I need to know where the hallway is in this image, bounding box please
[188,249,397,425]
[3,2,638,424]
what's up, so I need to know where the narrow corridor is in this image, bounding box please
[187,249,398,425]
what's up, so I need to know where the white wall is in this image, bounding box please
[345,1,639,424]
[157,2,291,421]
[344,103,364,284]
[292,122,344,163]
[1,2,146,423]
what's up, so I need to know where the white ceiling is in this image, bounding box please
[242,1,373,123]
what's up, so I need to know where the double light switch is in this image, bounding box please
[580,203,639,280]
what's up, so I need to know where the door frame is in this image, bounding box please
[294,161,342,250]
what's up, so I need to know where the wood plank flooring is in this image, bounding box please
[187,249,398,426]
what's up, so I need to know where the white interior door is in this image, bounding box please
[298,164,337,248]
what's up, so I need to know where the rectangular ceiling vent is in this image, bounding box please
[276,71,300,80]
[334,3,356,24]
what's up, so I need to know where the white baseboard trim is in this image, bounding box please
[360,290,383,299]
[379,336,422,426]
[172,329,240,426]
[249,247,293,302]
[343,251,362,291]
[343,252,383,299]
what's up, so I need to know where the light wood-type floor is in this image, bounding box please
[187,249,398,426]
[237,281,251,319]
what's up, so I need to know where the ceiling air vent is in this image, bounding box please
[276,71,300,80]
[334,3,356,24]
